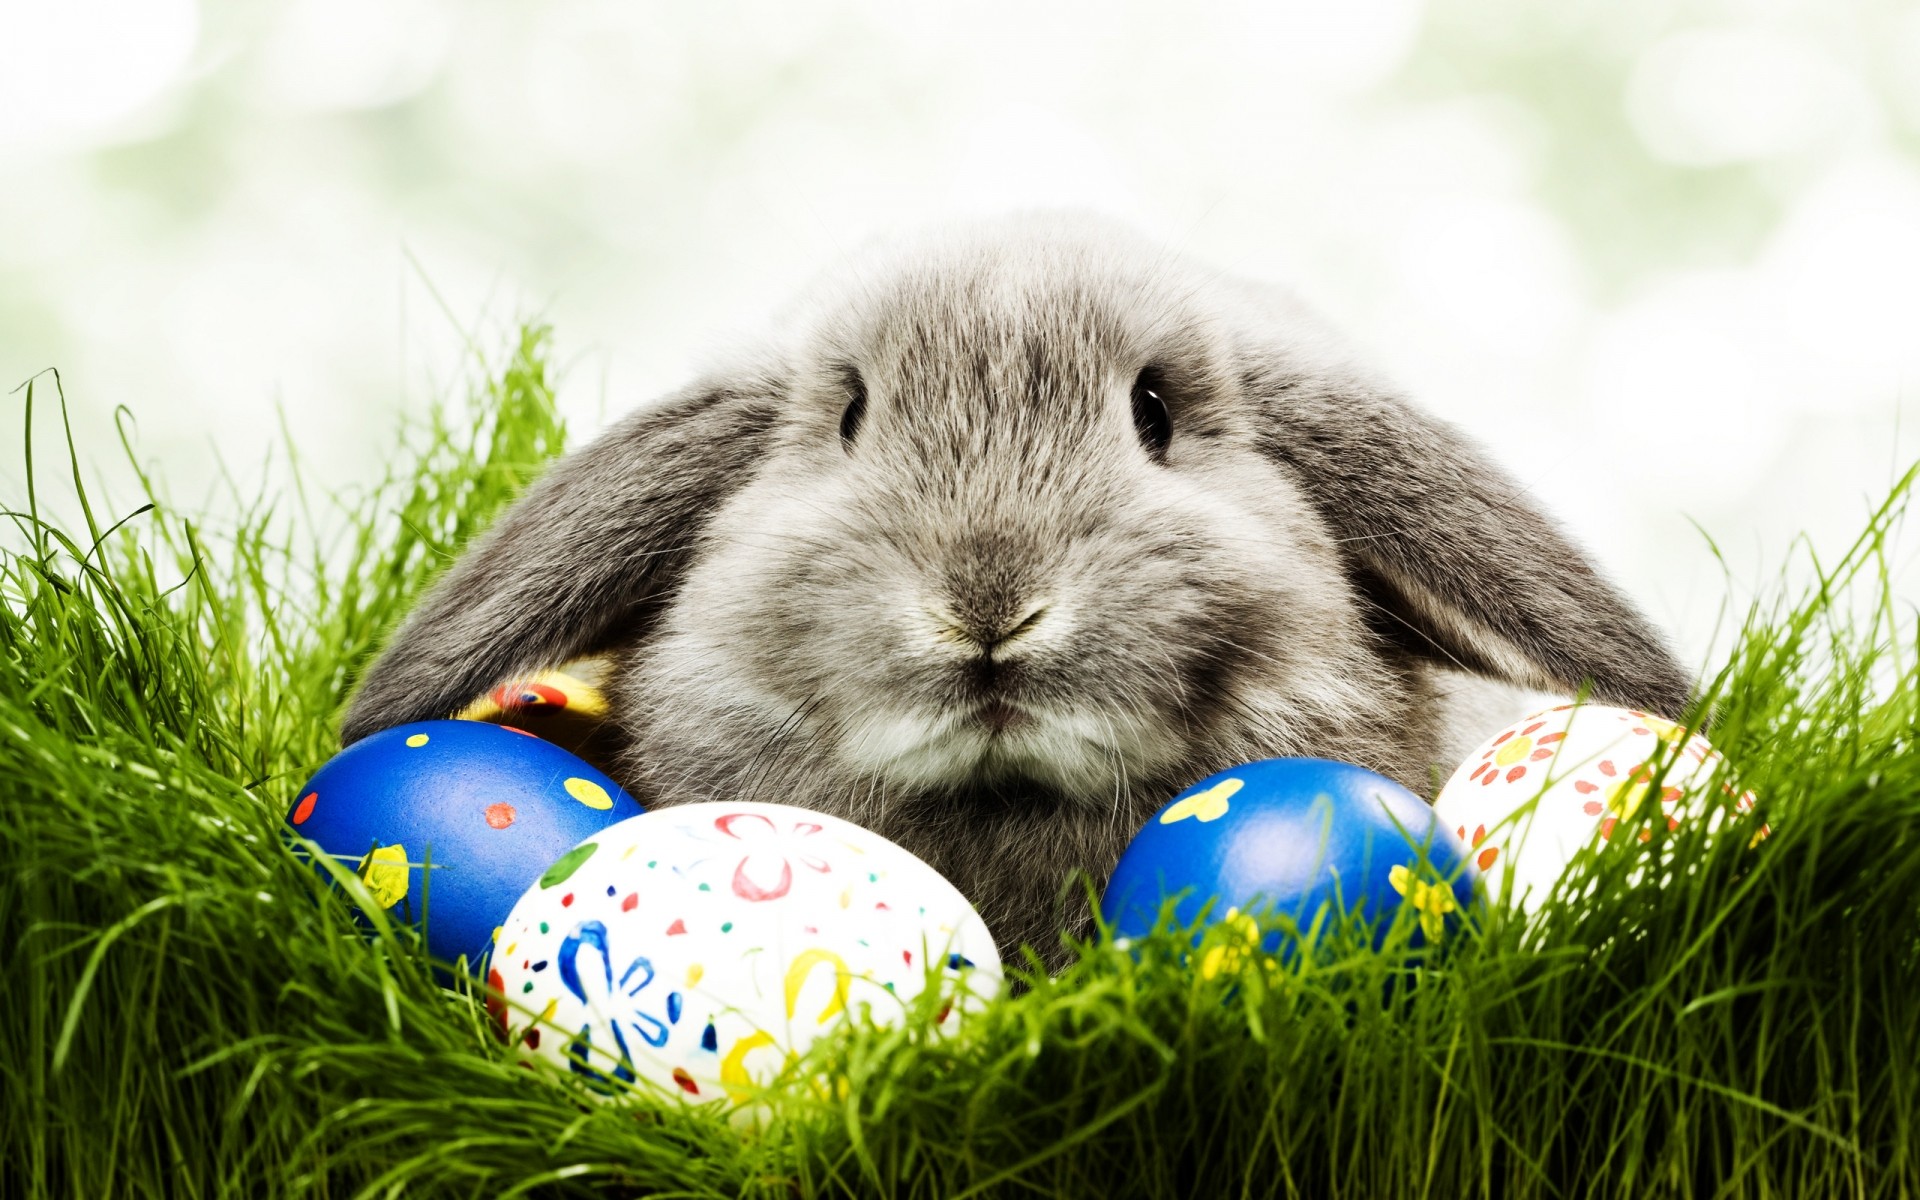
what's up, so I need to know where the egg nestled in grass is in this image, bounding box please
[491,801,1002,1105]
[1433,704,1767,911]
[287,720,644,967]
[1101,757,1481,955]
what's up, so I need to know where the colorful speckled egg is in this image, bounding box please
[1101,758,1480,951]
[287,720,644,967]
[1433,704,1767,910]
[491,801,1001,1105]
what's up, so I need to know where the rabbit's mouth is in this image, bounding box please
[976,699,1028,735]
[835,697,1174,802]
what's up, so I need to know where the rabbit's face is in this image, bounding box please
[643,234,1393,808]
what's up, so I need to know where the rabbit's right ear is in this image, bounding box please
[1251,363,1695,721]
[338,370,784,744]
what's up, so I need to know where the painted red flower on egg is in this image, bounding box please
[1464,719,1565,788]
[715,811,832,901]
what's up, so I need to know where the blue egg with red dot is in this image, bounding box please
[286,720,644,968]
[1101,758,1480,950]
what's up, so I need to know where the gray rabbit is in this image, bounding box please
[341,214,1691,963]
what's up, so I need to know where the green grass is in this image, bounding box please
[4,327,1918,1198]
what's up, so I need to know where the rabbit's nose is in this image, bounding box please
[929,603,1049,653]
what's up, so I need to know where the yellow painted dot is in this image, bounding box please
[355,844,410,907]
[504,941,517,956]
[1494,736,1533,767]
[564,777,612,810]
[405,733,429,748]
[1643,714,1685,743]
[686,964,705,988]
[1198,907,1261,980]
[490,925,502,944]
[1160,777,1242,825]
[1607,778,1652,819]
[538,998,557,1023]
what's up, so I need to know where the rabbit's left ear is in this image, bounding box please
[338,368,785,746]
[1256,373,1694,720]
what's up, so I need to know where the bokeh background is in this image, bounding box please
[5,0,1919,664]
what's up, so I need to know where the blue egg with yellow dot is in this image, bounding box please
[1101,758,1480,951]
[286,720,644,968]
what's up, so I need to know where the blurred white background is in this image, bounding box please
[4,0,1920,664]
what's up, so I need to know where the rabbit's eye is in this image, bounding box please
[1131,368,1173,460]
[839,371,868,448]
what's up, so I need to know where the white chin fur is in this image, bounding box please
[841,706,1162,799]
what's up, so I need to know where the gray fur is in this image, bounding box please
[341,214,1693,965]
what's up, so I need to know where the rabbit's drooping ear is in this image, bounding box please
[338,372,783,745]
[1256,373,1694,720]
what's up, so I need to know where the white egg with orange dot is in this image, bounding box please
[490,801,1002,1108]
[1434,704,1768,911]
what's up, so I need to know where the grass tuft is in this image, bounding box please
[3,329,1918,1197]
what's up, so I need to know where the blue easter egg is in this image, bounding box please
[1101,757,1479,949]
[286,720,644,967]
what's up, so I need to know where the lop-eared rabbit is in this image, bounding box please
[342,215,1690,963]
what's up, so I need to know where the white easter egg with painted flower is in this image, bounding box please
[489,801,1001,1105]
[1434,704,1768,911]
